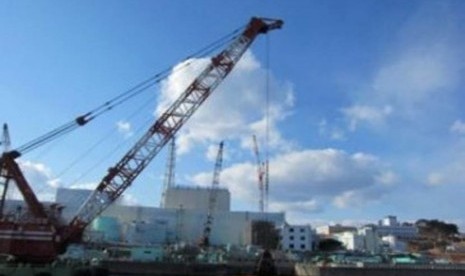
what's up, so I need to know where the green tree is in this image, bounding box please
[318,238,344,252]
[416,219,459,239]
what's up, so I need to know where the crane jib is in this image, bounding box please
[67,17,283,242]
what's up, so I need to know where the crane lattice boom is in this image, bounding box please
[66,17,283,241]
[161,137,176,208]
[200,141,224,248]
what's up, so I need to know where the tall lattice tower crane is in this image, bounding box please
[252,135,265,213]
[160,137,176,207]
[264,155,269,213]
[200,141,224,248]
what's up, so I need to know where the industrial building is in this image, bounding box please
[316,225,357,237]
[56,187,285,247]
[278,224,316,252]
[376,215,418,240]
[333,225,379,253]
[321,216,418,253]
[163,186,230,211]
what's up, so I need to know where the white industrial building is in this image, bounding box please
[55,187,285,247]
[163,186,230,211]
[381,235,407,252]
[376,216,418,240]
[334,231,364,251]
[278,224,316,252]
[315,225,357,237]
[333,225,380,253]
[358,225,380,253]
[319,216,417,253]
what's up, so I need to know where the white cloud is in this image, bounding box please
[155,51,295,155]
[116,120,133,138]
[270,200,322,214]
[333,191,360,209]
[375,171,398,186]
[116,193,139,206]
[8,160,62,202]
[424,150,465,187]
[205,142,226,162]
[69,182,98,190]
[450,120,465,135]
[340,3,464,133]
[369,2,464,119]
[191,148,393,215]
[373,46,459,110]
[330,128,346,141]
[342,105,392,131]
[425,154,465,187]
[191,161,255,197]
[427,172,444,186]
[270,150,385,199]
[319,119,346,141]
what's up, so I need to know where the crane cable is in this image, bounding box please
[67,109,155,187]
[264,34,271,213]
[55,92,157,180]
[14,25,245,156]
[25,25,245,196]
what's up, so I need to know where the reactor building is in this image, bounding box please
[55,186,285,246]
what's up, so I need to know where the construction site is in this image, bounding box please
[3,3,464,276]
[0,17,293,275]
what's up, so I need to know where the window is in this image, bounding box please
[300,228,305,233]
[290,236,294,240]
[289,228,294,232]
[289,244,294,249]
[301,244,306,249]
[300,236,306,241]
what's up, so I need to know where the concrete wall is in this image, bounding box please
[295,264,465,276]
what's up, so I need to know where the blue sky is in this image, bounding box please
[1,1,465,230]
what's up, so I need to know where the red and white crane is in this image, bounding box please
[0,17,283,262]
[252,134,266,213]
